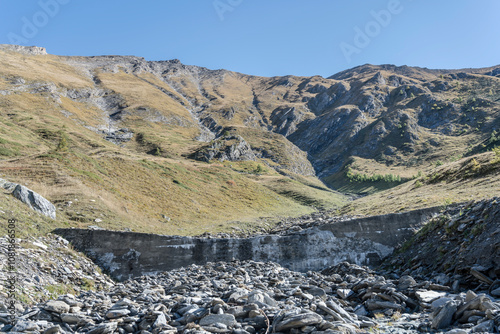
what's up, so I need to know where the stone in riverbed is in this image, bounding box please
[415,290,447,303]
[274,312,323,332]
[470,319,494,333]
[200,314,237,328]
[61,313,90,325]
[247,291,277,307]
[431,300,458,329]
[43,325,63,334]
[11,320,40,332]
[365,299,403,311]
[337,288,354,299]
[44,301,70,314]
[86,321,118,334]
[105,308,130,319]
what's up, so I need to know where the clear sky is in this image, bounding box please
[0,0,499,78]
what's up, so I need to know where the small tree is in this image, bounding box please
[57,131,69,151]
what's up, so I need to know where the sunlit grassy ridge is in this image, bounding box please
[0,48,499,236]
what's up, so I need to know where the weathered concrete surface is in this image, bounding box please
[54,207,440,281]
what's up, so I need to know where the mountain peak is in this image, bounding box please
[0,44,47,55]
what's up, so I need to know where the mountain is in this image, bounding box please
[0,44,499,235]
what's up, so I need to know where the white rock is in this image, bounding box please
[415,290,447,303]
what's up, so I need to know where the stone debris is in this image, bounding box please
[1,260,499,333]
[0,234,114,307]
[388,197,500,290]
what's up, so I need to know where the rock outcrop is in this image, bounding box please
[0,44,47,55]
[194,135,256,162]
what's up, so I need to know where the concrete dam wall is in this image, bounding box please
[54,207,440,281]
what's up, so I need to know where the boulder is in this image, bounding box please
[12,184,56,219]
[431,300,458,329]
[274,312,323,332]
[200,314,237,328]
[44,301,70,314]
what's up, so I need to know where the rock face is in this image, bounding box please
[55,206,439,281]
[12,184,56,219]
[194,135,256,162]
[0,44,47,55]
[3,260,500,334]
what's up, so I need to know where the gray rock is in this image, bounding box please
[337,288,354,299]
[247,291,277,307]
[398,275,417,290]
[365,299,403,311]
[43,325,63,334]
[195,135,256,163]
[431,297,454,311]
[431,300,458,329]
[0,44,47,55]
[415,290,447,303]
[153,312,168,328]
[87,321,118,334]
[0,178,17,192]
[106,308,130,319]
[200,314,237,328]
[465,290,477,302]
[274,312,323,332]
[11,320,40,332]
[44,300,70,314]
[307,287,327,298]
[470,319,494,332]
[61,313,89,325]
[490,287,500,297]
[12,184,56,219]
[444,329,468,334]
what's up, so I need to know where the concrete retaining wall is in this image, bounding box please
[54,206,440,281]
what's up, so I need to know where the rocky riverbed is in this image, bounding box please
[1,197,499,333]
[2,260,499,333]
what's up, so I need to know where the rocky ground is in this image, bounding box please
[0,234,114,309]
[1,197,499,333]
[2,260,499,334]
[386,197,500,290]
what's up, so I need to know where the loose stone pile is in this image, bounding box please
[387,197,500,289]
[0,234,114,307]
[3,260,499,333]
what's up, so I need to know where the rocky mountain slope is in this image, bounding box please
[0,44,499,235]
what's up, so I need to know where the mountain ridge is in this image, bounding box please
[0,44,499,235]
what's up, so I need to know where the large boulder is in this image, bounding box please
[12,184,56,219]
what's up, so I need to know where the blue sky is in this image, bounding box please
[0,0,499,77]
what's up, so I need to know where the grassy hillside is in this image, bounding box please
[340,150,500,216]
[0,46,499,236]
